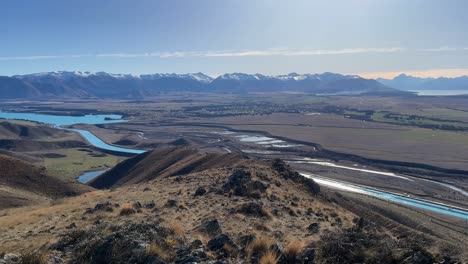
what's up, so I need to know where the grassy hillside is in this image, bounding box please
[89,147,244,188]
[0,121,121,180]
[0,154,92,209]
[0,148,463,263]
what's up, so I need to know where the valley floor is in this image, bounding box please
[1,94,468,262]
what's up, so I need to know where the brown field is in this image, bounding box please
[197,112,468,170]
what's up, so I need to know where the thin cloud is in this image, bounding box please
[0,55,60,61]
[205,47,405,57]
[0,47,405,61]
[3,46,468,61]
[423,47,458,52]
[121,47,405,57]
[0,54,89,61]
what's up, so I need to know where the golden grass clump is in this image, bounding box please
[284,240,305,259]
[119,203,136,216]
[247,236,274,260]
[165,237,177,248]
[223,243,238,257]
[167,221,184,237]
[260,207,272,219]
[146,241,174,262]
[259,250,280,264]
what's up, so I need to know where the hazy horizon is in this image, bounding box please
[6,69,468,80]
[2,0,468,78]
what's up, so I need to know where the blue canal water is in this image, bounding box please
[301,173,468,220]
[77,169,108,183]
[67,128,145,154]
[361,187,468,220]
[0,111,146,154]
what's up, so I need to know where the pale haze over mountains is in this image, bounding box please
[0,71,410,99]
[3,70,468,99]
[377,74,468,91]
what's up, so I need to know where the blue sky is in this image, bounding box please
[1,0,468,78]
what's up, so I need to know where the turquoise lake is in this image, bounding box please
[0,111,146,154]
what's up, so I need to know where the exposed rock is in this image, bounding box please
[145,255,166,264]
[238,234,256,247]
[51,222,171,263]
[144,201,156,209]
[194,187,207,196]
[173,246,209,264]
[272,159,320,194]
[120,207,136,216]
[132,201,142,209]
[197,219,222,237]
[174,255,200,264]
[223,169,267,198]
[190,239,203,249]
[165,199,178,207]
[207,234,236,251]
[66,223,77,229]
[93,201,114,212]
[307,223,320,234]
[237,202,271,218]
[299,248,316,264]
[402,251,434,264]
[0,254,22,264]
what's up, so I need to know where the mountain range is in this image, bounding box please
[377,74,468,91]
[0,71,408,99]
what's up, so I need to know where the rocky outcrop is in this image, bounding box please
[223,169,268,198]
[272,159,320,195]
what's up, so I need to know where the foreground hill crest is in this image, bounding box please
[0,147,462,263]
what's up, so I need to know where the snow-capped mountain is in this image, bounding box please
[15,71,137,80]
[140,72,213,83]
[0,71,408,99]
[218,73,268,81]
[210,72,399,95]
[218,72,361,82]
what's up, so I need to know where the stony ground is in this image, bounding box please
[0,158,462,263]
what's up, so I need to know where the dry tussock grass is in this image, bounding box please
[232,213,246,220]
[146,241,174,262]
[259,250,280,264]
[223,243,238,257]
[167,221,184,237]
[165,237,177,248]
[247,235,274,260]
[260,207,272,219]
[119,203,136,216]
[284,239,305,259]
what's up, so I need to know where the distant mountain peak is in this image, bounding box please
[219,73,267,81]
[140,72,213,83]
